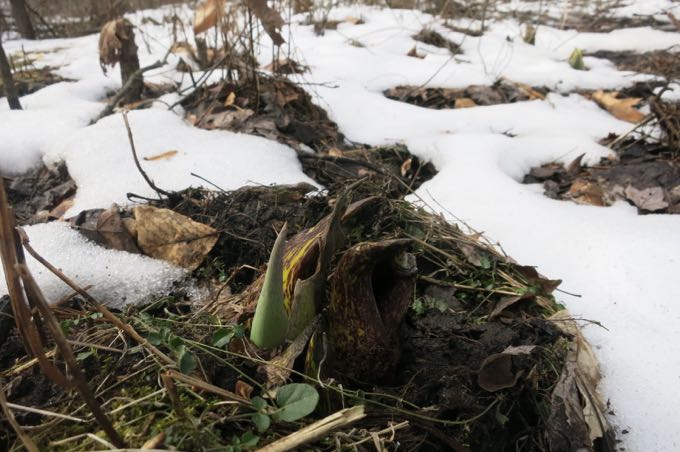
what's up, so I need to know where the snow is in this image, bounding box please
[0,222,186,309]
[46,107,319,216]
[1,1,680,449]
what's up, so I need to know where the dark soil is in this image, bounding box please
[385,79,548,109]
[3,161,76,225]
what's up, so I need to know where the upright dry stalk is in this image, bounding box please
[0,182,126,448]
[0,34,22,110]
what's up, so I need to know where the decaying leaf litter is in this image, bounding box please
[1,0,679,450]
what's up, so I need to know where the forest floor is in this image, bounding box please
[0,0,679,450]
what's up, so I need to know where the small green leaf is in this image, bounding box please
[275,383,319,422]
[411,298,425,315]
[252,413,271,432]
[251,396,268,411]
[212,328,235,348]
[239,431,260,447]
[177,348,197,374]
[168,335,184,353]
[76,350,93,361]
[148,332,162,346]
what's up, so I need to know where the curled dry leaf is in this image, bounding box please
[99,18,134,72]
[133,205,219,270]
[591,91,645,123]
[194,0,224,34]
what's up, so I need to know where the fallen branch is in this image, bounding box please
[256,405,366,452]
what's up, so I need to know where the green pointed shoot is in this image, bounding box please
[568,48,585,70]
[250,223,289,349]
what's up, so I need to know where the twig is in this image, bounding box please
[256,405,366,452]
[121,111,172,200]
[0,383,39,452]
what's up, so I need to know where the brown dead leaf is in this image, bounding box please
[49,197,74,220]
[488,293,535,320]
[234,380,254,399]
[194,0,224,34]
[400,158,412,177]
[407,46,425,59]
[454,98,477,108]
[143,150,179,161]
[478,345,535,392]
[133,205,219,270]
[591,90,645,123]
[245,0,285,46]
[98,18,134,72]
[70,205,141,254]
[624,185,668,211]
[568,178,606,206]
[202,108,255,129]
[566,153,585,176]
[547,310,612,451]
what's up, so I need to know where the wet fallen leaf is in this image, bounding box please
[70,205,141,254]
[194,0,224,34]
[591,91,645,123]
[624,185,668,211]
[454,97,477,108]
[143,150,179,161]
[133,205,219,270]
[478,345,535,392]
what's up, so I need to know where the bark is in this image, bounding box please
[9,0,35,40]
[118,20,142,103]
[0,36,22,110]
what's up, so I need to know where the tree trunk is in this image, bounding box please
[9,0,35,40]
[0,36,22,110]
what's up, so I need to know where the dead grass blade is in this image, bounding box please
[256,405,365,451]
